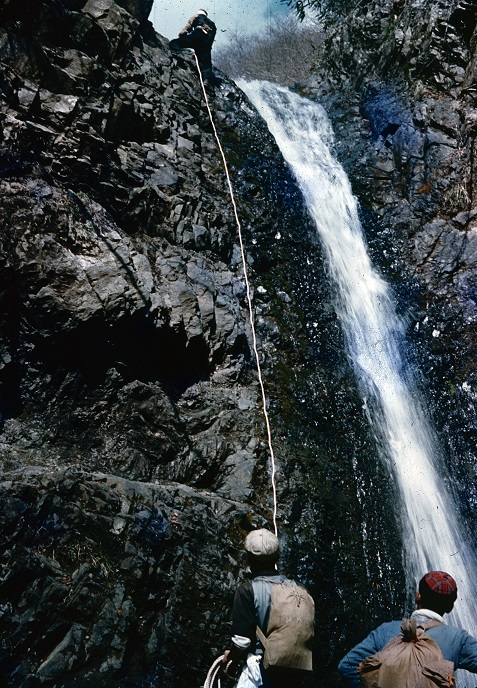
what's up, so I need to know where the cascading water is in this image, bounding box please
[239,79,477,684]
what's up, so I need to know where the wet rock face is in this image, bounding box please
[0,0,383,686]
[306,0,477,316]
[0,0,255,490]
[0,0,265,684]
[301,0,477,653]
[0,468,244,688]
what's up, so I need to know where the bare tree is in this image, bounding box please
[281,0,364,22]
[214,14,324,86]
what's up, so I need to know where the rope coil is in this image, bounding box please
[203,655,225,688]
[194,55,278,536]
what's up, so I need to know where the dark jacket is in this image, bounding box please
[179,13,216,49]
[231,572,287,652]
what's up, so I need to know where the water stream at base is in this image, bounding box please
[239,79,477,684]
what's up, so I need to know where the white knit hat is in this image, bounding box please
[244,529,279,562]
[197,9,208,15]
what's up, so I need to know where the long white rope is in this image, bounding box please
[194,55,278,536]
[203,655,225,688]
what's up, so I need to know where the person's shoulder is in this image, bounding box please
[372,619,403,641]
[234,579,255,608]
[378,620,402,630]
[236,579,254,595]
[438,622,477,641]
[375,619,402,633]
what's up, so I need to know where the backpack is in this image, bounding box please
[252,577,315,672]
[359,618,455,688]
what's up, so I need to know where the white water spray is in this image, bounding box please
[239,79,477,682]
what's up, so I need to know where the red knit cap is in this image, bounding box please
[422,571,457,596]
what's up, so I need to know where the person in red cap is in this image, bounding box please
[338,571,477,686]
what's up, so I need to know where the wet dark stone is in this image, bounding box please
[1,0,476,686]
[299,0,477,678]
[0,0,382,685]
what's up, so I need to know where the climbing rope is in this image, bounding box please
[203,655,225,688]
[193,54,278,537]
[203,655,238,688]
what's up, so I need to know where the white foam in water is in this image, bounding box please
[239,79,477,685]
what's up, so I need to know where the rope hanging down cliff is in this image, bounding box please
[194,54,278,537]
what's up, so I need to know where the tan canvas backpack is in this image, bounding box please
[359,618,455,688]
[253,579,314,672]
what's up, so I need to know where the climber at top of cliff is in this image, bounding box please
[169,9,222,87]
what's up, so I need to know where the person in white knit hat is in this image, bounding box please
[222,528,313,688]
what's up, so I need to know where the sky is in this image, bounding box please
[150,0,291,48]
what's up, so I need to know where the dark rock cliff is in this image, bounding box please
[0,0,390,686]
[301,0,477,658]
[3,0,475,684]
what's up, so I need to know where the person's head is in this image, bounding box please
[416,571,458,616]
[197,9,208,16]
[244,528,279,572]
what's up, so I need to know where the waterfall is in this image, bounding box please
[239,79,477,682]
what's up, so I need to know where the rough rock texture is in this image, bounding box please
[0,0,396,686]
[301,0,477,656]
[5,0,476,683]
